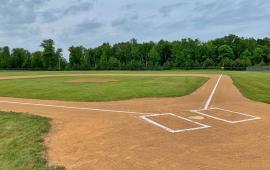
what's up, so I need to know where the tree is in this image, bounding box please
[40,39,57,69]
[22,51,31,68]
[252,48,264,65]
[0,46,11,68]
[113,42,131,66]
[258,60,266,66]
[84,49,96,68]
[223,57,234,68]
[139,42,154,66]
[218,45,234,66]
[203,58,214,68]
[55,48,64,70]
[262,45,270,64]
[185,55,194,67]
[240,49,252,59]
[98,43,112,67]
[1,35,270,70]
[234,58,245,67]
[108,57,120,67]
[240,49,252,66]
[148,46,160,66]
[31,51,44,68]
[156,40,171,66]
[10,48,27,68]
[69,46,84,69]
[172,47,185,66]
[130,41,141,66]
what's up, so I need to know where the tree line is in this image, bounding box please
[0,39,67,70]
[0,34,270,70]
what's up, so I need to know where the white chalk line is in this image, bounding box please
[140,113,210,133]
[191,107,261,124]
[195,74,261,124]
[0,100,153,115]
[204,74,223,110]
[140,116,175,133]
[0,100,211,133]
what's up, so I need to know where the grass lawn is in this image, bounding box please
[229,71,270,104]
[0,112,64,170]
[0,76,208,102]
[0,70,269,104]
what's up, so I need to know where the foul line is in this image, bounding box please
[204,74,223,110]
[0,100,210,133]
[0,100,153,115]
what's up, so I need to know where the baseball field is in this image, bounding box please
[0,70,270,170]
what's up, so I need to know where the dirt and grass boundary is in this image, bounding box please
[0,111,65,170]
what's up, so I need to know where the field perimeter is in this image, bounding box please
[0,70,269,170]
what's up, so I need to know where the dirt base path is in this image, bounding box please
[0,74,269,170]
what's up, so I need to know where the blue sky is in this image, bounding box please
[0,0,269,58]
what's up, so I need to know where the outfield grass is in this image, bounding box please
[229,72,270,104]
[0,112,64,170]
[0,76,208,102]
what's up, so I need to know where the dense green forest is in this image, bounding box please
[0,35,270,70]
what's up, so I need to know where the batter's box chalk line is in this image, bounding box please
[140,113,211,133]
[191,107,261,124]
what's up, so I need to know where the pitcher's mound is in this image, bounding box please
[66,78,117,83]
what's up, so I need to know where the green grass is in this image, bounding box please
[0,112,64,170]
[0,76,208,102]
[229,71,270,104]
[0,70,269,104]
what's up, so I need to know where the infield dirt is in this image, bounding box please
[0,74,269,170]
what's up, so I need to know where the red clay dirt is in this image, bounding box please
[0,74,269,170]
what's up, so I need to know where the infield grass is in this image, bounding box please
[0,76,207,102]
[0,112,64,170]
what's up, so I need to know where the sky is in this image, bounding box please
[0,0,270,58]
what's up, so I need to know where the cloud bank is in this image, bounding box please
[0,0,269,58]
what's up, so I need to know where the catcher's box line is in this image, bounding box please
[140,113,210,133]
[191,107,261,124]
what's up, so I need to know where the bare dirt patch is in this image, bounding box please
[65,78,117,83]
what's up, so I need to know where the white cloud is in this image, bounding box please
[0,0,269,58]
